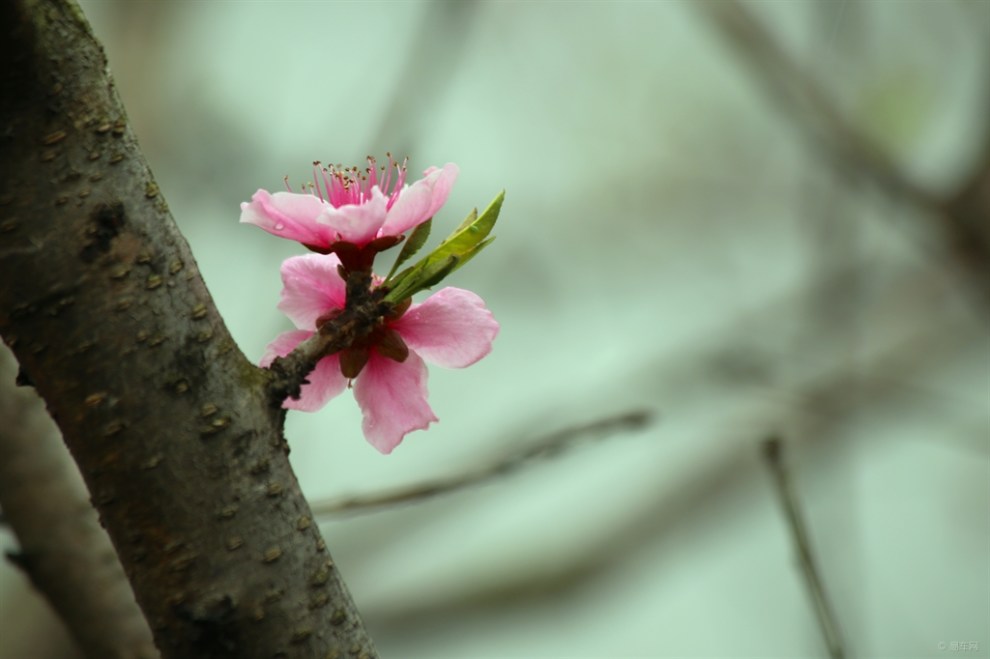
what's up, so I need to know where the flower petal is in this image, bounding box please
[240,190,335,246]
[352,351,437,454]
[393,287,498,368]
[260,330,347,412]
[277,253,347,329]
[380,163,459,237]
[422,163,459,219]
[315,187,388,246]
[259,329,312,368]
[284,354,347,412]
[380,181,431,237]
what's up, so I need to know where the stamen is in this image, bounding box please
[366,156,378,190]
[311,161,324,202]
[329,166,346,203]
[292,153,415,208]
[380,158,393,197]
[393,156,408,200]
[320,166,334,202]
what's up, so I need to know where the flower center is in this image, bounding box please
[302,153,408,211]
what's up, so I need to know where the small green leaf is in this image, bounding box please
[386,219,432,279]
[450,208,478,236]
[434,191,503,256]
[382,191,504,303]
[448,236,495,274]
[412,256,461,291]
[384,255,459,303]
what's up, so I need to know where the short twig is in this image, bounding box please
[311,410,654,517]
[762,437,847,659]
[265,269,391,405]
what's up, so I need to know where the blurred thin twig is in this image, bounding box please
[311,410,653,518]
[697,0,935,208]
[697,0,990,307]
[762,437,847,659]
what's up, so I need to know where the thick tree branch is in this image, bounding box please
[0,1,377,657]
[0,344,159,659]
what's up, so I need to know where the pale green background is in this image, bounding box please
[1,1,988,657]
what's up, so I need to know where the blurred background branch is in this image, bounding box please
[312,410,653,517]
[763,437,846,659]
[0,344,158,659]
[697,0,990,308]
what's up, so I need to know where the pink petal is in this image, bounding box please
[277,253,347,329]
[380,180,432,237]
[352,351,437,454]
[422,163,459,219]
[240,190,335,246]
[392,287,498,368]
[283,355,348,412]
[315,187,387,246]
[380,163,459,236]
[260,330,347,412]
[260,329,312,368]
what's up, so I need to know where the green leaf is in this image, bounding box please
[382,191,504,303]
[384,255,459,303]
[386,218,432,279]
[447,236,495,274]
[450,208,478,236]
[434,191,502,256]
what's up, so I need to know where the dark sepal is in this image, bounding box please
[339,346,371,379]
[376,328,409,363]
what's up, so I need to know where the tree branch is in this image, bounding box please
[762,438,846,659]
[266,268,392,406]
[697,0,990,307]
[311,410,653,517]
[696,0,937,207]
[0,1,377,657]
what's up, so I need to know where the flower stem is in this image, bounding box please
[265,269,390,406]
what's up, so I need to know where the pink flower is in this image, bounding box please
[240,156,458,270]
[261,253,499,454]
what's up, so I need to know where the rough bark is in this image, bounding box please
[0,1,378,657]
[0,344,159,659]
